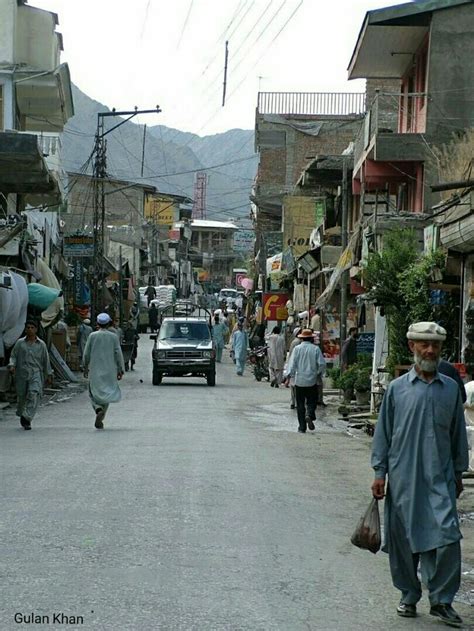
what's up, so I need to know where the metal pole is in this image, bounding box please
[119,246,123,326]
[340,157,349,345]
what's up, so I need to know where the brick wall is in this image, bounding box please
[256,116,362,195]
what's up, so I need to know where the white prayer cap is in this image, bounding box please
[406,321,446,341]
[83,318,91,325]
[97,313,112,325]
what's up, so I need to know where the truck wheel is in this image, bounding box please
[152,368,162,385]
[207,371,216,386]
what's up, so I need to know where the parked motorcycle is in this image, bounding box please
[248,346,270,382]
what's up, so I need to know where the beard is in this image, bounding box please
[414,351,439,373]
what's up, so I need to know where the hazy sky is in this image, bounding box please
[33,0,403,136]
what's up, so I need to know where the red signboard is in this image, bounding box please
[263,292,289,321]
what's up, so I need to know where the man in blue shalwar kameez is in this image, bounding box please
[212,314,228,363]
[372,321,469,627]
[231,321,248,376]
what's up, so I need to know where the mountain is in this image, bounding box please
[62,85,257,225]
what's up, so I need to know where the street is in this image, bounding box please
[1,338,473,631]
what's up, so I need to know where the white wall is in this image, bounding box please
[16,5,60,71]
[0,0,16,65]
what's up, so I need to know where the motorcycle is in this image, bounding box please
[248,345,270,382]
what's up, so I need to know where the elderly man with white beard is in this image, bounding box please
[371,322,468,628]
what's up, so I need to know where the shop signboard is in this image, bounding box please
[357,332,375,354]
[64,235,94,258]
[145,194,179,226]
[234,229,255,253]
[73,259,85,305]
[263,292,289,321]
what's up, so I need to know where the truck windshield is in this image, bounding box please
[219,290,237,298]
[159,322,210,341]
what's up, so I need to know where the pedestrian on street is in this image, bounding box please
[212,314,228,363]
[341,326,358,372]
[284,328,325,433]
[438,358,467,403]
[371,321,469,627]
[286,327,301,409]
[77,318,93,369]
[310,308,321,333]
[267,326,286,387]
[231,321,248,376]
[8,320,53,430]
[148,302,159,333]
[144,283,156,306]
[83,312,125,429]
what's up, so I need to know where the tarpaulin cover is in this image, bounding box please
[27,283,61,310]
[37,258,64,328]
[0,271,28,358]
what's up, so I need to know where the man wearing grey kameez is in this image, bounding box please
[83,313,125,429]
[372,322,468,627]
[8,320,53,430]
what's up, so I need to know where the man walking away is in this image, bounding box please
[77,318,93,369]
[231,321,248,376]
[372,321,468,627]
[148,302,159,333]
[341,327,358,372]
[144,284,156,306]
[284,329,325,433]
[8,320,53,430]
[267,326,286,387]
[212,314,228,363]
[286,327,301,409]
[83,313,125,429]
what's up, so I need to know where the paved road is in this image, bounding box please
[1,338,473,630]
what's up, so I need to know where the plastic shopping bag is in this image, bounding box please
[350,498,381,554]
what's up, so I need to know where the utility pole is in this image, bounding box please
[222,40,229,107]
[91,107,161,321]
[340,156,349,344]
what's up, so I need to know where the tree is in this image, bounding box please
[364,228,447,373]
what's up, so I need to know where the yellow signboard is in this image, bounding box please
[283,196,323,257]
[144,194,179,226]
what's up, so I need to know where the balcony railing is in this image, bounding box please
[354,92,427,166]
[257,91,366,116]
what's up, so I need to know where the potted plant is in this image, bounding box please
[354,365,371,406]
[339,365,358,404]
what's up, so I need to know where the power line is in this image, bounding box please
[176,0,194,50]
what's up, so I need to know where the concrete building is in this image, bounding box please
[64,172,155,286]
[0,0,73,212]
[174,219,238,290]
[252,91,365,290]
[349,0,474,218]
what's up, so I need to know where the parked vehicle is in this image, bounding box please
[218,288,238,305]
[151,304,215,386]
[248,345,270,382]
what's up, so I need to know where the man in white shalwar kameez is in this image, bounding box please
[83,313,125,429]
[266,326,286,387]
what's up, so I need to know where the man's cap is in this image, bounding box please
[293,327,301,337]
[406,321,446,341]
[83,318,91,325]
[298,328,314,339]
[97,313,112,325]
